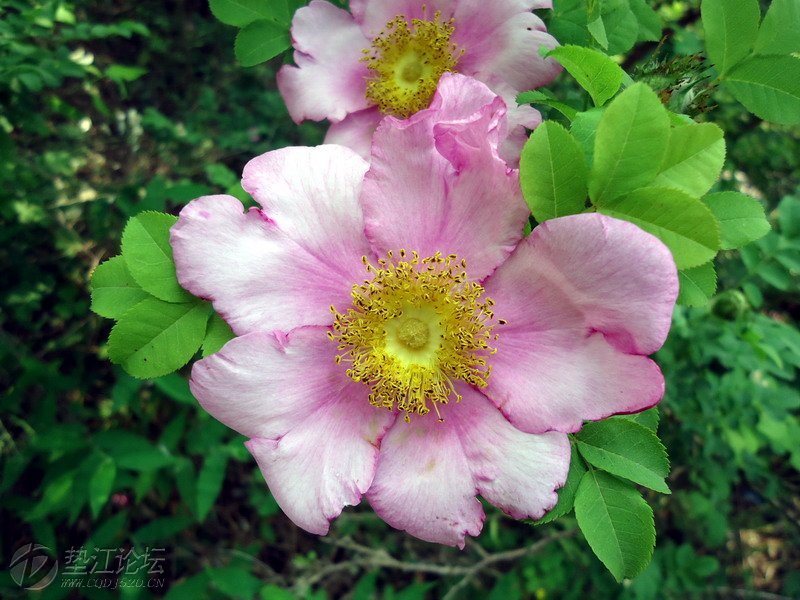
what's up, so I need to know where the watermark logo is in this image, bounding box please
[9,543,59,590]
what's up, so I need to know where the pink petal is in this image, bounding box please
[354,0,457,36]
[277,0,371,123]
[488,329,666,434]
[367,405,485,548]
[324,107,383,161]
[367,385,569,546]
[361,73,529,281]
[491,81,543,166]
[455,386,570,520]
[483,213,678,433]
[172,148,372,335]
[191,327,396,535]
[454,0,561,93]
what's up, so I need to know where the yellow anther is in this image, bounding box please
[362,12,462,118]
[329,252,500,420]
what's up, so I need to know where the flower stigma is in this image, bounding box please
[362,11,462,118]
[329,251,500,422]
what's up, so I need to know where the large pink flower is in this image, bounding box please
[171,75,678,547]
[277,0,562,164]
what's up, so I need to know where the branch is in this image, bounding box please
[300,530,574,597]
[441,531,575,600]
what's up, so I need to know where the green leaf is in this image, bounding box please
[196,453,229,521]
[202,313,235,357]
[616,407,660,432]
[570,108,604,164]
[587,15,608,49]
[702,191,771,249]
[597,187,720,269]
[235,19,291,67]
[574,470,655,581]
[602,0,639,55]
[108,298,212,379]
[534,445,587,524]
[517,90,578,121]
[260,585,297,600]
[133,516,193,544]
[209,0,280,27]
[754,0,800,56]
[653,123,726,198]
[121,212,193,303]
[629,0,662,42]
[520,122,588,222]
[546,45,625,107]
[723,55,800,125]
[94,431,174,471]
[88,457,116,519]
[106,65,147,83]
[701,0,760,75]
[779,195,800,238]
[208,566,262,599]
[576,420,670,493]
[589,84,671,204]
[677,262,718,307]
[90,256,150,319]
[154,373,196,405]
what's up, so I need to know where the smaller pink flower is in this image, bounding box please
[171,75,678,547]
[277,0,562,163]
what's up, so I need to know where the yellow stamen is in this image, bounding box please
[362,11,462,118]
[329,251,499,421]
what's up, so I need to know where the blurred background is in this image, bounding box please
[1,0,798,598]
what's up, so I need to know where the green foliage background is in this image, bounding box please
[1,0,798,598]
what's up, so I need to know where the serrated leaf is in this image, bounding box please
[723,55,800,125]
[89,457,116,519]
[534,445,586,524]
[196,453,229,521]
[677,262,718,307]
[576,420,670,493]
[597,187,720,269]
[574,470,656,581]
[754,0,800,56]
[653,123,725,198]
[209,0,280,27]
[546,45,625,107]
[520,122,588,222]
[616,407,660,432]
[702,191,771,249]
[202,313,235,357]
[235,19,290,67]
[589,84,671,204]
[701,0,760,75]
[517,90,578,120]
[108,298,212,379]
[90,256,150,319]
[121,212,193,303]
[630,0,662,42]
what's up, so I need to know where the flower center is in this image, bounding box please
[362,12,461,118]
[329,251,499,421]
[397,317,429,350]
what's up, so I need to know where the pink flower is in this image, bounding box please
[277,0,562,164]
[171,75,678,547]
